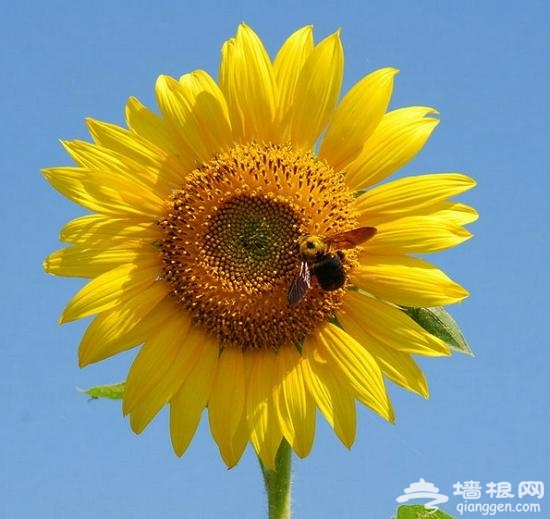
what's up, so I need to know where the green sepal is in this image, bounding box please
[403,306,474,356]
[395,504,456,519]
[80,381,126,400]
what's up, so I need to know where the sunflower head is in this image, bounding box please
[44,24,476,468]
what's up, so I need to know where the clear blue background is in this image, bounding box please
[2,1,549,517]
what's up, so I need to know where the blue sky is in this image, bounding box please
[2,1,549,517]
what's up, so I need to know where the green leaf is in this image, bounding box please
[80,381,126,400]
[395,504,456,519]
[403,306,474,356]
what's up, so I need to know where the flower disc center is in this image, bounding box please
[202,195,300,292]
[158,142,357,350]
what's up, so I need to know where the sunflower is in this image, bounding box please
[44,24,476,468]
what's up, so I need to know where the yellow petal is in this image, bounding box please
[125,95,197,184]
[156,72,232,164]
[223,411,250,468]
[59,214,158,245]
[169,331,219,456]
[346,107,439,190]
[124,96,183,159]
[312,323,394,422]
[362,215,472,255]
[435,202,479,226]
[78,287,171,366]
[273,25,314,140]
[354,173,477,226]
[123,311,193,417]
[337,295,435,398]
[273,346,315,458]
[179,70,233,148]
[290,31,343,150]
[44,242,156,278]
[86,118,181,194]
[207,347,246,467]
[352,254,469,307]
[370,347,429,398]
[302,343,356,448]
[320,68,398,170]
[42,167,161,217]
[339,291,449,356]
[219,24,276,143]
[155,75,206,165]
[59,261,159,323]
[245,349,283,469]
[61,140,166,201]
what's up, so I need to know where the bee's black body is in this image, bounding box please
[309,251,346,291]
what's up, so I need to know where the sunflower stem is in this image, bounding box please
[259,439,292,519]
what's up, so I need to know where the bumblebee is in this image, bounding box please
[287,227,377,305]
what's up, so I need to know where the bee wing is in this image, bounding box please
[287,260,311,305]
[330,226,377,249]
